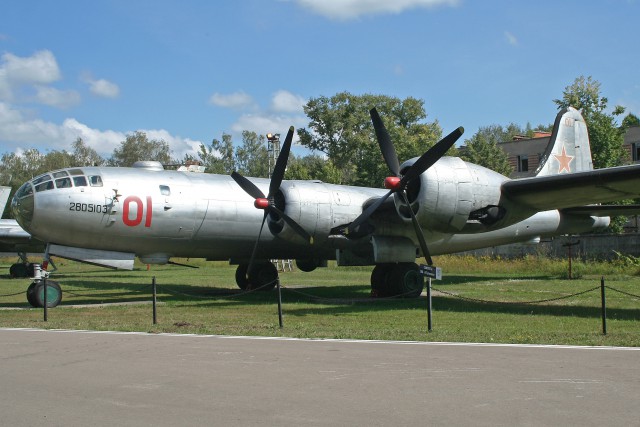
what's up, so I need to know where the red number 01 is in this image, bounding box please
[122,196,153,227]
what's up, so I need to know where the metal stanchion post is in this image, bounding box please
[43,277,48,322]
[427,277,432,332]
[601,276,607,335]
[152,276,157,325]
[276,279,283,329]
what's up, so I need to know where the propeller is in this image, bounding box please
[344,108,464,265]
[231,126,313,280]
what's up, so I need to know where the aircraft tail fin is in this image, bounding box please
[534,107,593,176]
[0,186,11,219]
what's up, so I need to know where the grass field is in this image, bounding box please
[1,255,639,346]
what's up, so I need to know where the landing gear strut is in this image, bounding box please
[235,262,278,291]
[371,262,423,298]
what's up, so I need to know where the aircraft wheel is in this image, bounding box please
[371,263,393,297]
[26,282,37,306]
[248,262,278,291]
[27,280,62,308]
[235,264,249,290]
[388,263,423,298]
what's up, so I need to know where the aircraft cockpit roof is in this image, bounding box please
[15,169,104,199]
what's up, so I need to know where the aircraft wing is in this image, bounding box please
[0,219,34,244]
[561,204,640,217]
[501,164,640,211]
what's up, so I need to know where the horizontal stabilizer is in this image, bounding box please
[48,244,135,270]
[502,164,640,211]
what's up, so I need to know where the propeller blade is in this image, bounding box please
[246,211,269,281]
[231,171,265,200]
[345,190,393,235]
[400,192,433,266]
[370,108,400,177]
[271,206,314,244]
[269,126,294,197]
[400,126,464,185]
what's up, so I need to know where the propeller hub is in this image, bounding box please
[254,198,270,210]
[384,176,402,191]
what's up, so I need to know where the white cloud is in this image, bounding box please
[88,78,120,98]
[270,90,306,113]
[0,102,202,159]
[0,50,82,108]
[209,91,255,109]
[1,50,61,85]
[34,86,81,109]
[504,31,518,46]
[293,0,459,20]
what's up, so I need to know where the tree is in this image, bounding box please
[460,124,515,176]
[71,137,104,166]
[554,76,625,169]
[297,92,443,187]
[235,131,268,177]
[108,131,173,166]
[197,133,235,174]
[621,113,640,130]
[284,154,341,184]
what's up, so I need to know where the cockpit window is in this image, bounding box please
[73,176,88,187]
[15,182,33,198]
[159,185,171,196]
[69,169,84,176]
[55,177,72,188]
[35,180,54,192]
[52,170,69,179]
[32,174,52,185]
[89,175,103,187]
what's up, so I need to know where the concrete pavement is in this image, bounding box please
[1,328,639,426]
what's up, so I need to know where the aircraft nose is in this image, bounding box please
[11,182,35,230]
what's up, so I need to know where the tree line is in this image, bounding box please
[2,75,639,220]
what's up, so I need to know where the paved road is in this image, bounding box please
[1,328,639,426]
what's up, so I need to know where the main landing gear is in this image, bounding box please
[371,262,423,298]
[235,262,279,291]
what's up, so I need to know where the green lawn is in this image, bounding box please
[1,256,639,346]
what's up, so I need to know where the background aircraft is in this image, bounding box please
[7,107,640,307]
[0,187,44,277]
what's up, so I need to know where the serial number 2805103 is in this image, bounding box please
[69,202,110,213]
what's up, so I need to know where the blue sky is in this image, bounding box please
[1,0,639,160]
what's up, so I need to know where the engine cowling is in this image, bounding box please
[397,156,505,233]
[265,180,382,244]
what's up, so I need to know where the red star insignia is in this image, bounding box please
[554,145,574,173]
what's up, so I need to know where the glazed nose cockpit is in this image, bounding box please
[11,181,35,230]
[11,169,104,232]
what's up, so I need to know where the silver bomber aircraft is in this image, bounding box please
[7,107,640,307]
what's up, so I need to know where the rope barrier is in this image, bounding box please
[432,286,601,305]
[605,285,640,299]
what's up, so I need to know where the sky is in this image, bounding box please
[1,0,639,161]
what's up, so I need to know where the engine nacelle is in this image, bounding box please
[266,180,382,244]
[397,156,506,233]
